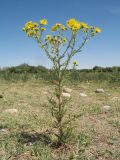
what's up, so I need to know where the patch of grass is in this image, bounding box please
[77,133,91,148]
[108,118,120,129]
[88,105,101,115]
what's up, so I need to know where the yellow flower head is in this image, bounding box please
[40,19,48,25]
[51,23,66,32]
[67,19,81,31]
[23,21,39,31]
[51,25,58,31]
[81,22,89,29]
[27,30,34,37]
[55,23,62,27]
[58,40,62,44]
[95,27,101,33]
[73,61,78,65]
[46,35,51,39]
[23,21,40,38]
[40,27,46,31]
[25,21,35,29]
[61,25,66,30]
[63,38,67,43]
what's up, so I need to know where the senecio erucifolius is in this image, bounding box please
[22,18,101,146]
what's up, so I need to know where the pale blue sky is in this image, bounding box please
[0,0,120,68]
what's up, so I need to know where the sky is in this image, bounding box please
[0,0,120,69]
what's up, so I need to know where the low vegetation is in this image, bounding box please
[0,66,120,159]
[0,64,120,84]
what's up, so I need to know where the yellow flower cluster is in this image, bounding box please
[81,22,89,29]
[23,21,38,30]
[22,18,101,40]
[66,19,101,34]
[22,21,40,37]
[67,19,81,31]
[40,19,48,25]
[45,35,67,45]
[51,23,66,31]
[22,19,48,38]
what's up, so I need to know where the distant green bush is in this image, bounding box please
[0,64,120,84]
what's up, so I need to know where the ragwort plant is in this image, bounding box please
[22,18,101,146]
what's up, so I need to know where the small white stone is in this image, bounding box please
[101,106,111,112]
[95,88,104,93]
[62,92,71,98]
[80,93,87,97]
[0,129,8,134]
[43,91,48,95]
[63,87,72,93]
[4,108,18,114]
[27,142,32,146]
[112,97,119,100]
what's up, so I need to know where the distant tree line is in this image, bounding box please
[0,63,48,74]
[0,63,120,73]
[0,64,119,83]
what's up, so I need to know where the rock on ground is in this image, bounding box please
[4,108,18,114]
[62,92,71,98]
[80,93,87,97]
[0,129,8,134]
[43,91,48,95]
[112,96,119,100]
[95,88,104,93]
[63,87,72,93]
[101,105,111,113]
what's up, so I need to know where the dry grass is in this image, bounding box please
[0,80,120,159]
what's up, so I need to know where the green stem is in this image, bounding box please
[57,56,63,145]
